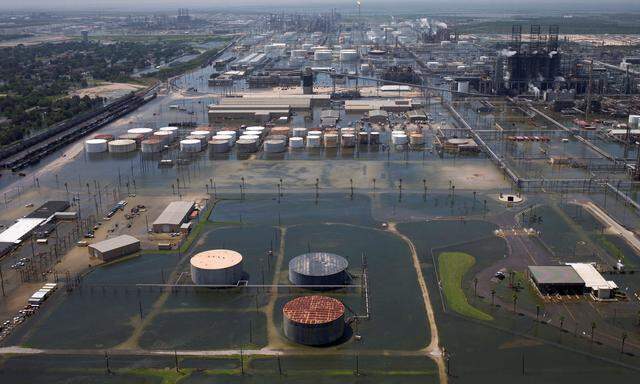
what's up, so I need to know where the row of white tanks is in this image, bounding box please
[85,126,179,154]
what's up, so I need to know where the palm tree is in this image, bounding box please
[473,277,478,296]
[621,332,628,354]
[559,315,565,331]
[491,289,496,306]
[512,293,518,313]
[590,322,597,343]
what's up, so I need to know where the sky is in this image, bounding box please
[1,0,639,12]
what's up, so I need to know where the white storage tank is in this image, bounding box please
[341,133,355,147]
[191,130,212,141]
[324,133,338,148]
[306,135,322,148]
[153,131,173,145]
[159,126,179,139]
[190,249,243,286]
[215,134,236,146]
[369,131,380,145]
[141,139,163,153]
[289,137,304,149]
[245,126,266,137]
[218,130,237,140]
[308,130,323,137]
[85,139,108,153]
[293,128,308,137]
[108,139,136,153]
[240,134,260,142]
[237,138,258,153]
[127,127,153,138]
[264,139,286,153]
[180,139,202,153]
[209,139,230,153]
[392,133,408,145]
[629,115,640,129]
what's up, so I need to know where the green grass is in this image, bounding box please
[438,252,493,321]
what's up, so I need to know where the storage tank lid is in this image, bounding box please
[283,296,345,324]
[190,249,243,270]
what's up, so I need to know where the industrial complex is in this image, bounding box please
[0,4,639,384]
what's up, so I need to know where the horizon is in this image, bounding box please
[1,0,640,13]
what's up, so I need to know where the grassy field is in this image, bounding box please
[438,252,493,321]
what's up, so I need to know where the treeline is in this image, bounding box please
[0,40,199,146]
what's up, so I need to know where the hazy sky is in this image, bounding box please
[1,0,639,12]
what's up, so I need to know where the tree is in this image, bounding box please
[490,289,496,306]
[512,293,518,313]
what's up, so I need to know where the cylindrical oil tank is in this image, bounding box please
[209,139,230,153]
[289,252,350,287]
[314,50,333,61]
[237,138,258,153]
[409,133,424,145]
[127,127,153,138]
[245,126,266,137]
[159,126,179,140]
[306,135,322,148]
[141,138,162,153]
[190,249,243,285]
[324,133,338,148]
[270,126,291,137]
[186,135,208,148]
[283,296,345,346]
[392,133,408,145]
[629,115,640,129]
[94,134,114,141]
[218,130,237,140]
[267,134,288,143]
[293,127,308,137]
[264,139,286,153]
[358,132,369,144]
[289,137,304,149]
[108,139,136,153]
[119,133,144,146]
[369,131,380,144]
[341,133,355,148]
[153,131,173,145]
[191,130,212,141]
[85,139,108,153]
[215,134,236,146]
[240,134,260,142]
[302,43,313,51]
[180,139,202,152]
[308,130,323,137]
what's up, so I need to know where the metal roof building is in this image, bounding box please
[26,201,70,219]
[566,263,618,299]
[152,201,195,233]
[0,218,46,244]
[527,265,585,295]
[88,235,140,262]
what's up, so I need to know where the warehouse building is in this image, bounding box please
[152,201,195,233]
[527,266,585,295]
[88,235,140,262]
[528,263,618,300]
[26,201,70,219]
